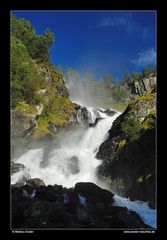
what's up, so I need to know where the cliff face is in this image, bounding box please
[129,76,156,96]
[11,63,77,158]
[96,89,156,208]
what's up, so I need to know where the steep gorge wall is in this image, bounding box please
[96,89,156,208]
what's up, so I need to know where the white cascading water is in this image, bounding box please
[11,107,119,188]
[11,105,156,228]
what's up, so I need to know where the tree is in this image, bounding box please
[132,72,141,82]
[11,15,55,63]
[44,28,55,48]
[101,74,113,89]
[142,67,155,78]
[123,71,131,84]
[11,15,36,53]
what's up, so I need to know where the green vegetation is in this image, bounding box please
[136,92,155,101]
[142,67,156,78]
[11,15,76,141]
[131,72,141,82]
[43,95,75,115]
[64,65,156,112]
[11,35,47,107]
[11,15,55,108]
[137,174,152,183]
[65,67,130,110]
[123,71,131,84]
[137,176,144,183]
[118,139,127,149]
[11,15,156,146]
[129,91,155,107]
[121,91,156,142]
[15,102,37,115]
[141,108,156,129]
[11,16,54,63]
[32,111,74,140]
[121,117,141,142]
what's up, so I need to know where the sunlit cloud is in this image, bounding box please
[131,48,156,66]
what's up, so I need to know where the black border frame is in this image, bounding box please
[1,1,161,239]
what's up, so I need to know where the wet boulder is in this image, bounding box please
[75,182,114,204]
[11,161,25,174]
[89,117,103,127]
[26,178,45,188]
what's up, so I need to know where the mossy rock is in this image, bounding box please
[118,139,127,149]
[130,91,155,106]
[141,108,156,130]
[32,110,75,140]
[15,102,37,116]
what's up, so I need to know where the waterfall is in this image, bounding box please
[11,107,120,188]
[11,105,156,228]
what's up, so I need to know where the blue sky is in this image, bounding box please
[12,11,156,81]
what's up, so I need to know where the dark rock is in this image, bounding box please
[47,204,71,225]
[96,91,156,207]
[97,128,155,207]
[26,178,45,188]
[64,188,80,214]
[35,185,63,202]
[48,121,58,133]
[115,208,150,228]
[76,106,89,124]
[75,182,114,204]
[99,109,116,117]
[89,117,103,127]
[11,182,151,229]
[11,161,25,174]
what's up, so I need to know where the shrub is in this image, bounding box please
[121,117,141,142]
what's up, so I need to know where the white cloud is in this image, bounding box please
[97,13,133,32]
[131,48,156,67]
[97,17,126,28]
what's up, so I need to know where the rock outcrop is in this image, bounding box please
[129,76,156,96]
[89,117,103,127]
[96,90,156,208]
[74,104,89,124]
[11,180,150,229]
[98,109,117,117]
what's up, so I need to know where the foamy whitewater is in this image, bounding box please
[11,106,156,228]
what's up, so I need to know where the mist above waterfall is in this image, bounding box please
[64,69,116,108]
[64,72,96,107]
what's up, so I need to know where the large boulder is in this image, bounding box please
[75,182,114,204]
[26,178,45,188]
